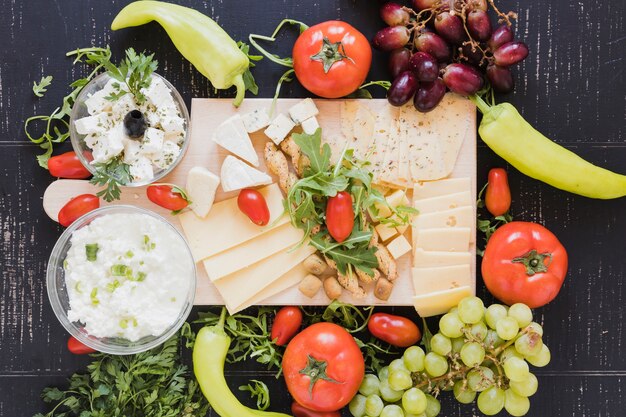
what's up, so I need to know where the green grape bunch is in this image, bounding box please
[348,296,550,417]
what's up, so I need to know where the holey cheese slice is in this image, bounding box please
[211,114,259,166]
[413,191,472,214]
[412,206,474,230]
[413,286,474,317]
[413,227,471,252]
[412,264,472,295]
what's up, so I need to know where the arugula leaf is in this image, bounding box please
[310,232,378,276]
[292,129,330,175]
[239,380,270,411]
[33,76,53,97]
[90,157,132,202]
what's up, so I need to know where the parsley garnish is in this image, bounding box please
[89,157,132,202]
[238,380,271,411]
[105,48,158,105]
[32,76,53,97]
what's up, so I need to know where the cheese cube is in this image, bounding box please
[141,128,164,154]
[142,77,172,108]
[264,113,296,145]
[413,227,471,252]
[151,141,181,169]
[386,235,411,259]
[412,264,472,295]
[301,117,320,135]
[74,113,109,135]
[413,248,472,267]
[220,155,272,192]
[413,206,473,229]
[84,133,100,149]
[288,98,319,124]
[375,223,398,242]
[186,166,220,218]
[122,137,142,164]
[412,286,473,317]
[91,124,124,163]
[129,156,154,182]
[375,190,409,219]
[112,93,136,119]
[413,191,472,214]
[241,108,271,133]
[85,89,112,115]
[413,178,471,199]
[161,114,185,136]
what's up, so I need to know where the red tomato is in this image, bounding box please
[48,151,91,179]
[482,221,568,308]
[368,313,421,347]
[326,191,354,243]
[485,168,511,216]
[271,306,303,346]
[146,185,189,211]
[67,336,97,354]
[283,322,364,412]
[291,402,341,417]
[58,194,100,227]
[293,21,372,98]
[238,189,270,226]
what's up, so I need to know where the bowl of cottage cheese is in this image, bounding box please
[69,72,190,186]
[47,205,196,354]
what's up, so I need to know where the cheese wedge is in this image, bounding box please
[413,248,472,267]
[413,191,472,214]
[241,108,270,133]
[186,167,220,218]
[211,114,259,166]
[413,206,474,229]
[413,227,471,252]
[413,286,473,317]
[412,264,472,295]
[220,156,272,192]
[414,177,471,199]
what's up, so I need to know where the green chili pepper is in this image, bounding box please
[193,308,291,417]
[111,0,253,106]
[472,95,626,199]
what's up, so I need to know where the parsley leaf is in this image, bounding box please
[33,76,53,97]
[90,157,132,202]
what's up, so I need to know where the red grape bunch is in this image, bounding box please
[374,0,529,112]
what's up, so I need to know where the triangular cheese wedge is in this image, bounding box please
[220,155,272,192]
[211,115,259,167]
[186,166,220,218]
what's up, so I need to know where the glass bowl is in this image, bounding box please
[46,205,196,354]
[70,72,191,187]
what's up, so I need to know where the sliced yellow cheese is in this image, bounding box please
[413,206,474,229]
[412,264,471,295]
[202,222,304,281]
[413,227,471,252]
[413,177,471,199]
[179,184,287,261]
[387,235,412,259]
[413,286,474,317]
[369,105,399,177]
[413,191,472,214]
[413,248,472,267]
[375,222,398,242]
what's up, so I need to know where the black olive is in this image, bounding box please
[123,110,147,139]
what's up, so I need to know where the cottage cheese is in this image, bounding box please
[64,213,193,341]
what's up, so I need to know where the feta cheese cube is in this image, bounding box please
[150,141,181,170]
[122,138,142,165]
[161,115,185,136]
[288,98,319,124]
[106,124,125,159]
[241,108,270,133]
[84,133,100,149]
[146,110,161,129]
[112,93,136,119]
[129,156,154,182]
[141,77,173,109]
[85,90,112,115]
[264,113,295,145]
[300,116,320,135]
[140,128,164,154]
[74,113,109,135]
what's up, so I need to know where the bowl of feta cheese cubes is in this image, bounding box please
[70,72,190,186]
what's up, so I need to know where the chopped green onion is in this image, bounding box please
[63,259,69,269]
[90,288,99,305]
[119,319,128,329]
[132,318,138,327]
[106,279,121,292]
[111,264,131,277]
[136,271,147,282]
[74,281,83,294]
[143,235,156,251]
[125,250,134,258]
[85,243,99,261]
[170,297,176,302]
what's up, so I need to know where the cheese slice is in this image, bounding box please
[413,206,474,229]
[413,248,472,267]
[202,222,304,281]
[369,105,398,177]
[353,104,376,159]
[412,264,472,295]
[179,184,287,261]
[186,167,220,218]
[377,115,402,187]
[401,104,447,182]
[414,177,471,199]
[413,191,472,214]
[340,101,359,143]
[213,243,316,314]
[413,286,473,317]
[220,156,272,192]
[211,114,259,166]
[429,95,474,174]
[413,227,471,252]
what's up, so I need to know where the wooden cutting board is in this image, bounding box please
[43,98,476,306]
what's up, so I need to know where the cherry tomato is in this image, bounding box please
[58,194,100,227]
[146,185,189,211]
[67,336,97,355]
[238,188,270,226]
[283,322,364,412]
[368,313,422,347]
[291,402,341,417]
[482,221,568,308]
[293,21,372,98]
[271,306,303,346]
[48,151,91,179]
[326,191,354,243]
[485,168,511,216]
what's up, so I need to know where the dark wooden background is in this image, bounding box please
[0,0,624,415]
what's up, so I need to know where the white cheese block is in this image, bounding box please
[122,138,142,165]
[413,191,472,214]
[241,108,271,133]
[202,222,304,281]
[151,141,181,170]
[220,156,272,192]
[413,286,473,317]
[413,248,472,267]
[413,206,474,230]
[111,93,136,119]
[142,77,172,109]
[85,89,113,115]
[414,177,471,199]
[412,264,472,295]
[301,117,320,135]
[413,227,471,252]
[74,113,109,135]
[212,114,259,166]
[186,166,220,218]
[386,235,412,260]
[264,113,296,145]
[288,98,319,124]
[129,156,153,182]
[179,183,288,261]
[375,223,398,242]
[141,127,164,154]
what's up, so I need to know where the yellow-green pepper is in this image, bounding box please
[112,0,251,106]
[472,96,626,199]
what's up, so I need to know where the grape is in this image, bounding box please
[460,341,485,366]
[380,378,404,402]
[442,63,484,96]
[360,374,381,396]
[402,387,427,415]
[483,329,504,349]
[470,321,488,341]
[349,394,367,417]
[374,26,411,51]
[389,369,413,391]
[414,31,451,62]
[488,24,514,50]
[526,344,551,367]
[493,41,529,66]
[365,394,385,417]
[431,333,452,356]
[515,332,543,357]
[380,2,410,26]
[503,357,530,382]
[409,52,439,82]
[524,322,544,337]
[378,366,390,381]
[451,337,465,353]
[500,345,524,362]
[389,48,412,79]
[453,381,477,404]
[404,346,426,372]
[390,358,409,373]
[460,44,484,66]
[505,389,531,416]
[467,366,495,392]
[496,316,519,340]
[424,352,448,377]
[486,65,514,93]
[508,303,533,327]
[457,296,484,324]
[477,387,505,415]
[413,79,446,113]
[467,10,492,41]
[412,0,438,10]
[485,304,508,329]
[380,404,405,417]
[509,372,539,397]
[424,394,440,417]
[439,312,464,338]
[434,11,465,45]
[387,71,419,106]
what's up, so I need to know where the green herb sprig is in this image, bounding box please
[90,157,132,202]
[238,380,271,411]
[33,76,53,97]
